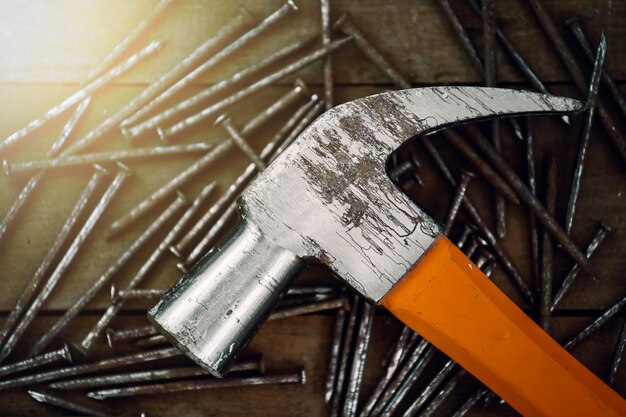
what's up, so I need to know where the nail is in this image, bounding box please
[402,360,458,417]
[215,114,266,170]
[539,153,557,332]
[379,346,439,417]
[121,1,297,135]
[526,0,626,163]
[452,387,489,417]
[0,166,108,353]
[0,344,72,378]
[551,222,612,312]
[463,0,570,125]
[464,235,482,258]
[1,165,130,362]
[566,17,626,119]
[268,297,348,321]
[389,150,423,191]
[564,33,607,235]
[607,319,626,387]
[343,303,375,417]
[0,41,163,155]
[463,123,597,280]
[158,37,350,141]
[321,0,333,109]
[0,97,91,242]
[329,295,358,417]
[84,0,174,81]
[325,308,346,403]
[525,118,541,289]
[107,325,158,348]
[455,223,475,249]
[564,294,626,350]
[287,286,335,296]
[334,13,410,89]
[77,187,209,355]
[29,389,116,417]
[112,287,166,302]
[0,347,181,390]
[441,130,519,204]
[278,292,334,308]
[87,369,305,399]
[360,328,415,417]
[122,36,315,141]
[181,99,324,267]
[108,86,309,237]
[5,143,212,175]
[474,247,495,270]
[421,137,534,304]
[369,338,430,417]
[49,358,264,390]
[419,369,467,417]
[134,334,170,348]
[29,193,188,357]
[64,9,254,157]
[444,170,475,234]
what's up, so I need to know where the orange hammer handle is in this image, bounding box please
[381,236,626,417]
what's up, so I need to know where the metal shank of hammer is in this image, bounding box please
[149,86,582,377]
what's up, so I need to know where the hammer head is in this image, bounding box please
[149,87,581,376]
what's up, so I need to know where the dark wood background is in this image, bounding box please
[0,0,624,415]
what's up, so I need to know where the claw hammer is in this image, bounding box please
[149,87,626,416]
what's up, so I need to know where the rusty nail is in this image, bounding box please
[29,389,116,417]
[0,344,72,378]
[539,153,557,332]
[444,170,476,235]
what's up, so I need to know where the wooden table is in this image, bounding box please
[0,0,624,415]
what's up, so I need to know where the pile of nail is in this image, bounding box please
[0,0,624,416]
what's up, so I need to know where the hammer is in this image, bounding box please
[149,87,626,416]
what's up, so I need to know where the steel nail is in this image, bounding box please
[421,137,534,303]
[30,193,188,357]
[325,308,346,404]
[77,188,210,355]
[329,295,359,417]
[287,286,336,296]
[29,389,115,417]
[122,38,315,141]
[464,235,480,258]
[564,34,607,235]
[474,247,495,270]
[87,370,306,399]
[121,0,297,134]
[463,0,570,125]
[64,10,255,156]
[551,222,612,312]
[381,326,415,368]
[564,294,626,350]
[49,357,264,390]
[455,223,475,249]
[379,347,439,417]
[5,143,212,175]
[215,114,266,170]
[107,325,159,348]
[133,334,170,348]
[268,297,348,321]
[0,166,108,353]
[525,118,541,289]
[321,0,334,109]
[1,165,130,362]
[369,338,429,417]
[441,130,519,204]
[108,86,309,237]
[539,153,557,332]
[452,387,489,417]
[607,319,626,387]
[402,359,458,417]
[0,347,181,390]
[158,37,350,141]
[278,293,334,308]
[436,0,483,73]
[444,170,476,235]
[343,303,375,417]
[112,287,166,302]
[463,123,597,280]
[419,369,467,417]
[0,344,72,378]
[0,97,91,242]
[483,260,497,278]
[526,0,626,163]
[181,99,324,267]
[334,13,410,89]
[0,41,163,154]
[566,17,626,119]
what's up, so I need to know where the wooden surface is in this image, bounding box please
[0,0,624,416]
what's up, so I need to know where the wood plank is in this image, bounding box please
[0,0,624,84]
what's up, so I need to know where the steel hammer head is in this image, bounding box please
[149,87,581,376]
